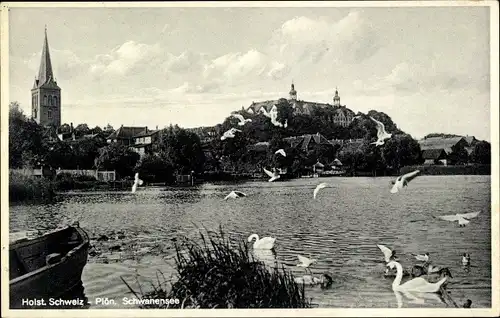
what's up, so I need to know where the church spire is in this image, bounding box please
[37,25,54,87]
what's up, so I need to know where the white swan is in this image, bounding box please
[224,191,246,200]
[414,252,429,262]
[275,149,286,157]
[377,244,397,263]
[131,172,144,193]
[369,116,392,146]
[313,182,328,199]
[435,212,480,227]
[387,261,447,293]
[248,234,276,250]
[263,167,280,182]
[232,113,252,126]
[391,170,420,193]
[220,128,242,141]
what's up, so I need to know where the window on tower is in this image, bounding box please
[43,95,47,105]
[33,107,37,118]
[49,96,53,106]
[48,109,52,119]
[53,96,58,106]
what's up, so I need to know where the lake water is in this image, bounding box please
[9,175,492,309]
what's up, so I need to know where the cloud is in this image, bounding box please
[269,12,380,66]
[162,51,208,74]
[89,40,163,77]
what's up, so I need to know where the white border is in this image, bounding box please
[1,1,498,317]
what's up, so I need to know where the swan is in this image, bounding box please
[377,244,397,263]
[131,172,144,193]
[297,255,317,274]
[462,253,471,266]
[313,182,328,199]
[369,116,392,146]
[263,167,280,182]
[224,191,246,200]
[294,274,333,288]
[414,252,429,262]
[248,234,276,250]
[434,212,480,227]
[220,128,242,141]
[231,113,252,126]
[387,261,447,293]
[275,149,286,157]
[391,170,420,193]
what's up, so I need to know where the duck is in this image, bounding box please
[247,234,276,250]
[387,261,448,293]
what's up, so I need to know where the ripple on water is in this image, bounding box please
[9,175,492,308]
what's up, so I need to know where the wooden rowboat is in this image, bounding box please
[9,222,90,308]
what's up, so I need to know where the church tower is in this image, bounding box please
[289,81,297,100]
[333,87,340,106]
[31,26,61,128]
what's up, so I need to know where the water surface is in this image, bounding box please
[10,175,491,308]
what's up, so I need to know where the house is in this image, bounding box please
[106,126,147,146]
[418,136,468,155]
[422,149,448,166]
[283,133,334,152]
[57,123,76,141]
[130,128,160,158]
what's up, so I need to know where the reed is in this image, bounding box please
[9,171,56,204]
[122,226,311,309]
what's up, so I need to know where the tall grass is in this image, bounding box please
[122,227,311,309]
[9,171,56,204]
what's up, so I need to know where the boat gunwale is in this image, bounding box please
[9,225,90,286]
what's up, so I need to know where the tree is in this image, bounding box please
[135,154,174,183]
[157,125,205,174]
[470,141,491,164]
[276,98,294,126]
[72,138,107,169]
[9,102,45,168]
[74,123,90,137]
[448,144,469,165]
[94,143,140,178]
[382,134,422,172]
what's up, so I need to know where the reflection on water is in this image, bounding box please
[9,175,491,308]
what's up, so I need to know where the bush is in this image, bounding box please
[9,171,56,204]
[122,227,311,309]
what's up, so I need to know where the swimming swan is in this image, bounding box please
[387,261,447,293]
[247,234,276,250]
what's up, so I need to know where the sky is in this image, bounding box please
[7,4,493,141]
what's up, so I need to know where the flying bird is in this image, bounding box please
[275,149,286,157]
[434,212,480,227]
[414,253,429,262]
[313,182,328,199]
[377,244,397,263]
[224,191,247,200]
[131,172,144,193]
[297,255,317,274]
[220,128,242,141]
[369,116,392,146]
[391,170,420,193]
[248,234,276,250]
[231,113,252,126]
[263,167,280,182]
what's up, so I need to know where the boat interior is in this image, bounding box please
[9,227,84,280]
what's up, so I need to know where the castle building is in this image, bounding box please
[246,83,354,128]
[31,27,61,128]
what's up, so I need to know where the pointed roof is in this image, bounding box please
[34,26,59,89]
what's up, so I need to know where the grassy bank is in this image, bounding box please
[55,173,130,191]
[122,227,311,309]
[9,171,56,204]
[400,164,491,176]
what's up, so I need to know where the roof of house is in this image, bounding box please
[133,128,159,138]
[418,136,466,151]
[284,133,333,151]
[248,141,270,152]
[107,126,147,140]
[422,148,448,160]
[464,136,477,146]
